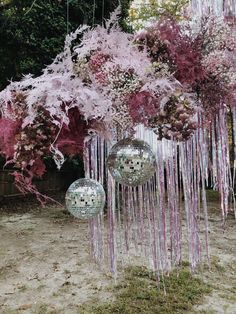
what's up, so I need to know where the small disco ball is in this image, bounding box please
[65,178,105,219]
[107,138,156,186]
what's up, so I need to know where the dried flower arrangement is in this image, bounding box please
[0,10,235,202]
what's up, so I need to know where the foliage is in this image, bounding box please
[78,266,211,314]
[0,0,130,90]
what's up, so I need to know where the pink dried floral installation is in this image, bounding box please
[0,8,235,275]
[0,11,234,199]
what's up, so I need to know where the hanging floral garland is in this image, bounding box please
[0,9,234,200]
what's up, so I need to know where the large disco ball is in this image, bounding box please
[65,178,105,219]
[107,138,156,186]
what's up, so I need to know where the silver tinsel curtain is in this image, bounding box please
[84,0,236,278]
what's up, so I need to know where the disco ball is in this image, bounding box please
[65,178,105,219]
[107,138,156,186]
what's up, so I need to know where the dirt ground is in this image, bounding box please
[0,197,235,314]
[194,203,236,314]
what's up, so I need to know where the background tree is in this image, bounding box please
[0,0,130,90]
[128,0,188,30]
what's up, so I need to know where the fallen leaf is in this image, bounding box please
[18,303,32,310]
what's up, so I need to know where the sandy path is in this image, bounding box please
[193,203,236,314]
[0,203,113,314]
[0,200,235,314]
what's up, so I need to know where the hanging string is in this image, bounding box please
[93,0,96,26]
[102,0,105,25]
[66,0,69,34]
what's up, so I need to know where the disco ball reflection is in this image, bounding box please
[65,178,105,219]
[107,138,156,186]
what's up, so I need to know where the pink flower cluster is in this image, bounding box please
[128,91,158,125]
[135,16,236,121]
[0,93,59,177]
[0,91,91,200]
[89,52,110,73]
[89,52,110,85]
[149,94,198,141]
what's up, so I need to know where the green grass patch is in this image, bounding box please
[78,266,211,314]
[205,189,220,203]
